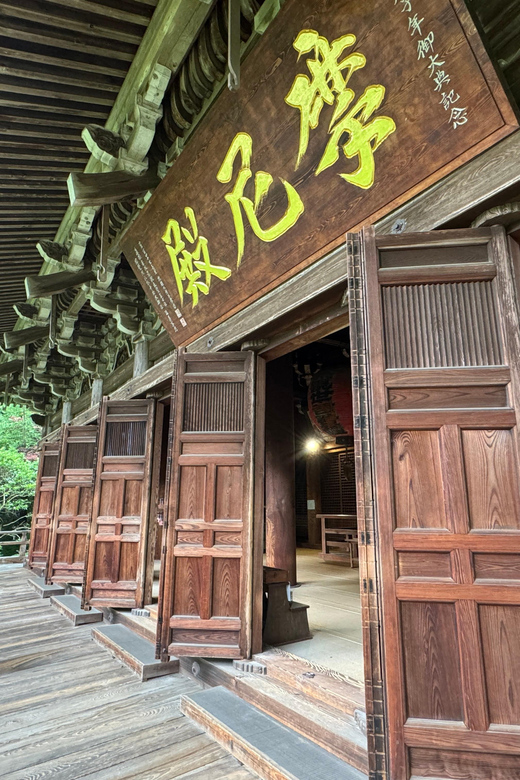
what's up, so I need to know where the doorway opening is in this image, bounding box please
[261,326,363,684]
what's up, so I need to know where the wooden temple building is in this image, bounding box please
[4,0,520,777]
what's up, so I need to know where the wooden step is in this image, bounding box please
[180,657,368,773]
[26,563,45,577]
[67,583,83,599]
[50,594,103,626]
[145,603,159,621]
[91,624,179,681]
[181,686,367,780]
[105,607,157,643]
[253,648,366,718]
[27,576,65,599]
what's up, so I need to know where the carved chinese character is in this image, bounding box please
[417,31,435,59]
[439,89,460,110]
[433,70,451,91]
[450,106,468,128]
[161,208,231,307]
[285,29,395,189]
[217,132,304,267]
[408,14,424,36]
[316,86,396,189]
[428,54,445,75]
[285,30,366,166]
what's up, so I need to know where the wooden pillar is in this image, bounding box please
[306,453,322,547]
[91,377,103,409]
[265,355,297,584]
[61,400,72,424]
[133,339,150,377]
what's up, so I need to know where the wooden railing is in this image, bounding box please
[0,529,30,564]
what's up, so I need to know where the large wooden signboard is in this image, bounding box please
[122,0,517,347]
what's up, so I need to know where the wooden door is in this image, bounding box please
[46,425,98,585]
[28,439,61,569]
[157,351,263,661]
[349,225,520,780]
[83,399,155,609]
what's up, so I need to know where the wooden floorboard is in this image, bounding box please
[0,565,258,780]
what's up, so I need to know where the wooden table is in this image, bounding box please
[317,513,358,566]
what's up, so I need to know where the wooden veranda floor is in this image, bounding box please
[0,565,257,780]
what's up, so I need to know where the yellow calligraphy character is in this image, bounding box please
[161,207,231,308]
[285,29,395,188]
[217,132,304,267]
[316,85,396,189]
[285,31,365,167]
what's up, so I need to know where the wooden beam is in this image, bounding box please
[0,1,146,46]
[259,302,349,362]
[4,325,49,350]
[67,169,160,207]
[188,245,347,354]
[25,269,95,300]
[0,359,23,377]
[66,351,176,428]
[56,0,211,243]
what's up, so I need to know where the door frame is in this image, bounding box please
[235,274,387,779]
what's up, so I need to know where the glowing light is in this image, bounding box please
[305,438,322,454]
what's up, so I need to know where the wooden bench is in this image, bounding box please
[317,514,359,566]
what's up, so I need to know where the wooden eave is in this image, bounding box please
[4,0,520,427]
[0,0,158,333]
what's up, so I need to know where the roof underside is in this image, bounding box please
[0,0,519,337]
[0,0,158,332]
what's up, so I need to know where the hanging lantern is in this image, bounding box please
[307,365,354,440]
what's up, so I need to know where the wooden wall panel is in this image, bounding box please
[158,351,261,660]
[351,226,520,779]
[474,554,520,582]
[392,430,446,529]
[397,552,453,581]
[480,605,520,725]
[83,399,155,609]
[388,385,508,410]
[409,747,520,780]
[401,602,463,721]
[461,429,520,530]
[382,281,503,368]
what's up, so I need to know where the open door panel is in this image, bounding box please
[349,226,520,780]
[83,398,155,609]
[28,439,61,570]
[46,425,98,585]
[158,351,262,661]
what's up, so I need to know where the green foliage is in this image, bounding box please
[0,403,40,454]
[0,448,39,513]
[0,405,41,556]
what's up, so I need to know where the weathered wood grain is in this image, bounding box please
[0,566,258,780]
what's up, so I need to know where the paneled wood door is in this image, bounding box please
[350,226,520,780]
[83,399,155,609]
[46,425,98,585]
[28,439,61,569]
[157,351,263,660]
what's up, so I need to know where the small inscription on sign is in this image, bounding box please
[121,0,517,346]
